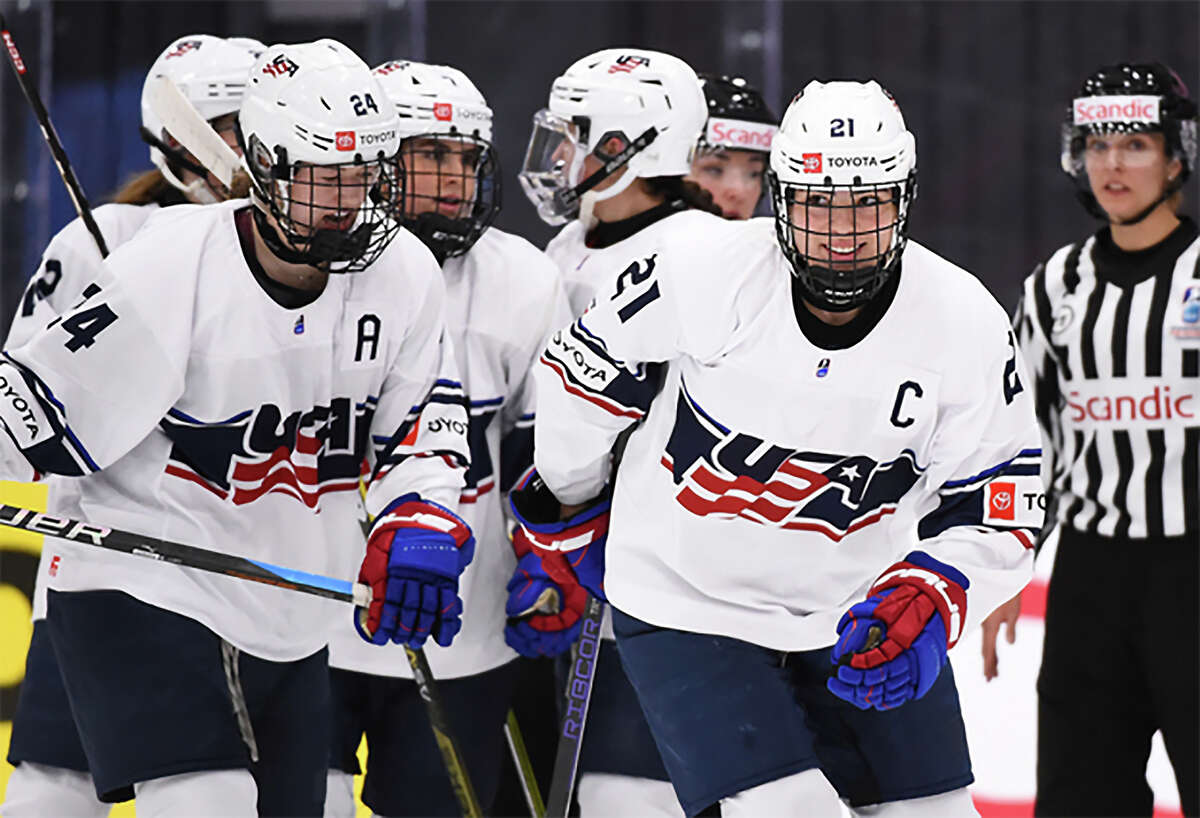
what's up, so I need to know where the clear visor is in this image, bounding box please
[518,108,586,225]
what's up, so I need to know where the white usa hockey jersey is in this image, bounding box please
[546,207,720,318]
[0,200,469,662]
[7,202,166,621]
[329,227,570,678]
[534,213,1042,651]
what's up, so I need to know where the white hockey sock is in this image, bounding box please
[577,772,684,818]
[1,761,108,818]
[323,769,357,818]
[133,768,257,818]
[851,787,978,818]
[720,768,844,818]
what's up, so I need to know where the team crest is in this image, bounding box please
[662,381,924,540]
[1171,285,1200,340]
[608,55,650,74]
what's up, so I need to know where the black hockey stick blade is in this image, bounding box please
[546,594,605,818]
[505,709,547,818]
[404,646,484,818]
[1,14,110,257]
[0,504,371,606]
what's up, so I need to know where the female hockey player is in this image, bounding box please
[508,47,721,818]
[1002,62,1197,817]
[686,73,777,220]
[323,59,569,818]
[1,33,262,818]
[511,79,1042,817]
[0,40,471,817]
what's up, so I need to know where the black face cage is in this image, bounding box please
[767,170,916,312]
[397,133,501,263]
[241,130,405,274]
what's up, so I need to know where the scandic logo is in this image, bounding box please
[1073,95,1160,125]
[988,482,1016,521]
[1067,385,1194,423]
[802,153,823,173]
[433,102,453,121]
[708,119,777,150]
[335,131,356,151]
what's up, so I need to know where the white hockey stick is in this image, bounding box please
[143,74,242,190]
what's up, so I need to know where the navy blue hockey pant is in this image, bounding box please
[612,606,974,817]
[43,589,329,814]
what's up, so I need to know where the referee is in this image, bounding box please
[1002,62,1198,817]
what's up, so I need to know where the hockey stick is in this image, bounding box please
[1,14,109,257]
[142,74,242,191]
[505,708,547,818]
[0,501,486,817]
[0,503,370,604]
[546,594,604,818]
[404,645,484,818]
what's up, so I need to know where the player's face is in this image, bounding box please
[286,163,380,237]
[1084,131,1181,222]
[789,187,898,270]
[687,149,766,220]
[400,137,481,220]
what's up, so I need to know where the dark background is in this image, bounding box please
[0,0,1197,329]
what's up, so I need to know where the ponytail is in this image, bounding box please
[110,169,188,207]
[642,175,723,217]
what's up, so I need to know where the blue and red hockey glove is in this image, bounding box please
[508,469,609,601]
[355,493,475,649]
[828,551,969,711]
[503,527,589,658]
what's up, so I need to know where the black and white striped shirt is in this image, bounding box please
[1015,217,1200,540]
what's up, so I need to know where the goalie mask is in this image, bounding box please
[373,60,500,262]
[140,34,264,203]
[237,40,403,274]
[1061,62,1198,225]
[519,48,707,225]
[767,80,917,312]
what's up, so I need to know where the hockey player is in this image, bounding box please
[511,47,720,817]
[686,73,777,220]
[0,40,470,817]
[1,33,263,818]
[511,79,1042,817]
[999,62,1198,817]
[323,59,569,818]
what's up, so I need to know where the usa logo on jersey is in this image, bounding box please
[661,380,924,540]
[160,397,375,510]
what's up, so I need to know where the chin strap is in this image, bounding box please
[553,126,658,216]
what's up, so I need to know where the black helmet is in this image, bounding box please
[1062,62,1198,223]
[696,73,777,155]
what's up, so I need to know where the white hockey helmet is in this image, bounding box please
[140,34,264,203]
[767,80,918,311]
[519,47,707,225]
[372,60,500,260]
[237,40,403,273]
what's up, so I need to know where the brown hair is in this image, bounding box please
[642,175,723,217]
[110,168,251,207]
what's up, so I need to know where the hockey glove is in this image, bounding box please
[827,551,969,711]
[508,469,609,601]
[503,528,588,658]
[355,493,475,649]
